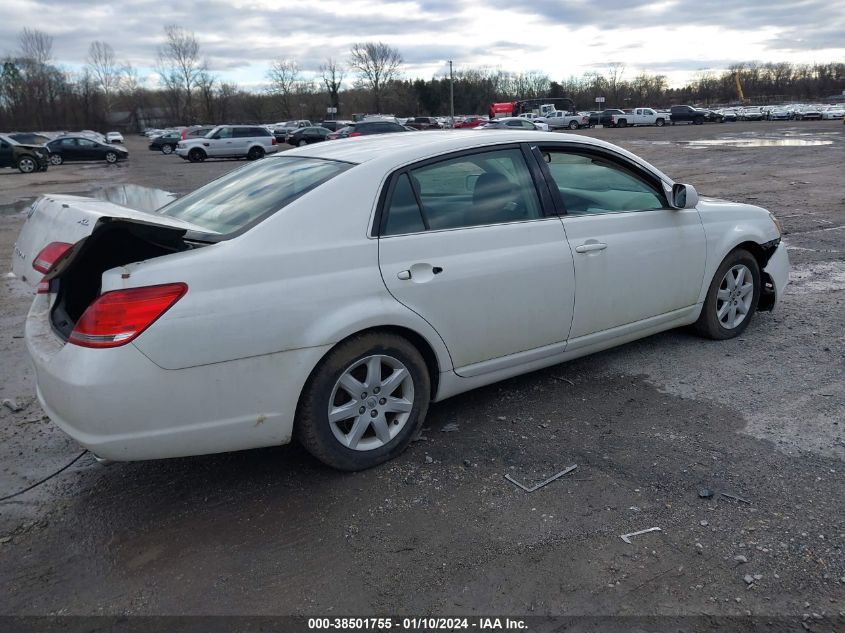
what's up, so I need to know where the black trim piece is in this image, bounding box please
[520,143,557,217]
[528,144,567,215]
[407,173,431,231]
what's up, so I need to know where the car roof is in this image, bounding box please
[280,129,672,183]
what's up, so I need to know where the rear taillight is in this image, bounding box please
[271,137,277,145]
[32,242,72,274]
[349,132,362,137]
[69,283,187,348]
[37,280,50,294]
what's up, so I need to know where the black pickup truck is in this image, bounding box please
[669,105,710,125]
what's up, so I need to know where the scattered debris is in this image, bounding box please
[0,536,11,544]
[620,527,662,544]
[4,272,15,279]
[505,464,577,493]
[553,376,575,386]
[700,520,709,526]
[698,488,714,498]
[440,422,459,433]
[2,399,22,413]
[721,492,751,504]
[734,555,748,564]
[744,574,755,585]
[424,455,433,464]
[496,416,507,421]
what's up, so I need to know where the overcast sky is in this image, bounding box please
[4,0,845,89]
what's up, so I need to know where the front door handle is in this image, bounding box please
[397,264,444,282]
[575,242,607,253]
[397,270,411,280]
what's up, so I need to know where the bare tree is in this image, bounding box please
[320,58,345,117]
[156,25,205,122]
[267,59,300,119]
[197,69,216,122]
[349,42,402,113]
[607,62,625,106]
[87,41,122,119]
[19,28,53,65]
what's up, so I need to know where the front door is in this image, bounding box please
[0,140,12,168]
[537,146,707,339]
[377,146,576,373]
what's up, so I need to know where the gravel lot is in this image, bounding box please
[1,122,843,620]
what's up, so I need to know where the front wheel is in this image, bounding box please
[105,151,118,163]
[17,156,36,173]
[568,120,579,130]
[188,148,206,163]
[693,249,761,340]
[161,144,173,155]
[616,119,627,128]
[693,117,704,125]
[296,332,431,471]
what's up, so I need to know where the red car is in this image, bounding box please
[453,116,487,129]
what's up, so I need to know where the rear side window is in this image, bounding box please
[157,157,351,236]
[381,147,542,234]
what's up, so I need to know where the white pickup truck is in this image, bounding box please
[611,108,667,127]
[539,110,590,130]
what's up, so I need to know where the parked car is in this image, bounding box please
[476,117,545,131]
[669,105,709,125]
[405,117,443,130]
[175,125,278,162]
[319,120,354,132]
[148,132,182,154]
[182,127,215,140]
[452,116,487,129]
[45,136,128,165]
[0,133,49,173]
[717,108,739,122]
[286,126,332,146]
[738,107,764,121]
[327,120,409,139]
[795,105,823,120]
[614,108,668,127]
[9,132,51,145]
[106,131,124,144]
[822,106,845,120]
[272,120,312,141]
[540,111,589,130]
[588,109,626,126]
[515,114,550,131]
[767,107,791,121]
[17,131,789,470]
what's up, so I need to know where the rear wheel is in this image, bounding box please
[247,146,265,160]
[296,332,431,471]
[161,144,173,155]
[105,151,118,163]
[49,154,63,165]
[693,249,761,340]
[17,156,36,173]
[298,139,308,147]
[568,120,579,130]
[693,116,704,125]
[655,118,665,127]
[616,119,627,128]
[188,148,206,163]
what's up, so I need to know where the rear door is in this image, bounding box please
[0,139,12,168]
[377,145,576,374]
[535,144,706,340]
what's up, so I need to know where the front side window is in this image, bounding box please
[382,147,542,234]
[157,157,351,236]
[214,127,233,139]
[541,150,666,215]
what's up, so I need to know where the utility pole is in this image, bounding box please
[449,60,454,128]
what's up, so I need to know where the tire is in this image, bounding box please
[105,151,118,163]
[568,120,579,130]
[298,139,308,147]
[17,156,36,173]
[693,249,761,340]
[188,148,206,163]
[296,332,431,471]
[655,118,665,127]
[161,144,173,155]
[616,119,627,128]
[693,117,704,125]
[247,146,265,160]
[49,154,63,166]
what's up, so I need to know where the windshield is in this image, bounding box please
[157,156,351,236]
[0,134,19,146]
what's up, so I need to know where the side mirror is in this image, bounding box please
[671,183,699,209]
[465,174,480,191]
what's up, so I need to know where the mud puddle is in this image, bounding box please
[0,184,176,216]
[682,138,834,148]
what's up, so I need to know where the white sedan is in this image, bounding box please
[105,131,124,144]
[17,131,789,470]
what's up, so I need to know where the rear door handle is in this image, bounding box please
[397,264,443,282]
[575,242,607,253]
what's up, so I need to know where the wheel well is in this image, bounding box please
[732,240,777,311]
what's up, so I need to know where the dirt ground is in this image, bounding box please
[0,122,843,622]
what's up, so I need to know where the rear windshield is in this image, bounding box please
[157,156,351,236]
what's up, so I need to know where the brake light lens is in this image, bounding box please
[271,137,277,145]
[349,132,362,137]
[32,242,72,274]
[69,283,187,348]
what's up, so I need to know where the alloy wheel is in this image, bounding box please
[18,157,36,173]
[717,264,754,329]
[328,355,415,451]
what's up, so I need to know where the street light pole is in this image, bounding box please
[449,60,454,127]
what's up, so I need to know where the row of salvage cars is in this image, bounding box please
[14,131,789,470]
[0,130,128,173]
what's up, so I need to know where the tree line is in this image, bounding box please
[1,26,843,132]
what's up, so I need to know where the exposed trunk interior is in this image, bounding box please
[46,218,202,340]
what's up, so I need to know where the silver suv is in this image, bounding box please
[176,125,279,163]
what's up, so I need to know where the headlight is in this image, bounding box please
[768,211,783,236]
